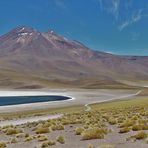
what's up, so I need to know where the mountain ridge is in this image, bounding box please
[0,26,148,89]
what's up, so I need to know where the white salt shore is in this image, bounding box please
[0,89,142,126]
[0,89,141,114]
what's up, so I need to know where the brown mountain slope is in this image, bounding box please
[0,26,148,89]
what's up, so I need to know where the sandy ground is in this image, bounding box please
[1,123,147,148]
[0,89,147,148]
[0,89,142,127]
[0,114,63,127]
[0,89,141,113]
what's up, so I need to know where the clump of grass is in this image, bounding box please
[81,128,107,140]
[88,144,95,148]
[75,127,84,135]
[142,124,148,130]
[2,125,14,129]
[117,117,125,123]
[37,134,48,142]
[132,116,138,120]
[119,120,135,128]
[119,127,130,133]
[16,133,25,138]
[25,133,29,138]
[108,118,117,125]
[48,140,56,146]
[132,124,143,131]
[132,131,147,140]
[10,138,18,144]
[56,135,65,144]
[36,126,51,134]
[43,121,51,127]
[0,142,6,148]
[51,124,64,131]
[41,143,48,148]
[41,140,56,147]
[4,127,23,135]
[24,136,34,142]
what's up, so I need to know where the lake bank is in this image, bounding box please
[0,89,141,114]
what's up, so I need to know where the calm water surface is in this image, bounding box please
[0,95,71,106]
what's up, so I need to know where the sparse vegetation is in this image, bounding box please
[24,136,34,142]
[132,124,143,131]
[10,138,17,144]
[35,126,51,134]
[0,96,147,147]
[81,128,107,140]
[41,140,56,147]
[132,131,147,140]
[119,127,130,133]
[108,118,117,125]
[88,144,95,148]
[56,135,65,144]
[3,127,23,135]
[16,133,25,138]
[0,142,6,148]
[37,134,48,141]
[75,127,84,135]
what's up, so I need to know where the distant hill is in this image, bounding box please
[0,26,148,89]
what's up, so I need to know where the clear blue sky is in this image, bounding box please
[0,0,148,55]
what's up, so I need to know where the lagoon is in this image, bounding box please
[0,95,71,106]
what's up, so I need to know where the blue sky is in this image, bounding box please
[0,0,148,55]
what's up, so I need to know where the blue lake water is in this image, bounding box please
[0,95,71,106]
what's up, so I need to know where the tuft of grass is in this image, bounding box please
[47,140,56,146]
[36,126,51,134]
[16,133,25,138]
[108,118,117,125]
[132,124,143,131]
[25,133,29,138]
[119,127,130,133]
[37,134,48,142]
[4,127,22,135]
[133,131,147,140]
[75,127,84,135]
[0,142,6,148]
[51,124,64,131]
[88,144,95,148]
[24,136,34,142]
[81,128,107,140]
[41,140,56,147]
[41,142,48,148]
[119,120,135,128]
[56,135,65,144]
[10,138,17,144]
[142,125,148,130]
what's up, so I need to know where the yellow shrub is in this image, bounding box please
[0,142,6,148]
[41,140,56,148]
[119,127,130,133]
[36,127,51,134]
[75,127,84,135]
[56,135,65,144]
[5,127,22,135]
[133,131,147,140]
[81,128,107,140]
[37,135,48,141]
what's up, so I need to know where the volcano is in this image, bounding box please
[0,26,148,89]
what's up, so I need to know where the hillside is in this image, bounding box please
[0,26,148,89]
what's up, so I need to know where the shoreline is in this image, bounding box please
[0,89,140,114]
[0,89,143,126]
[85,90,142,111]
